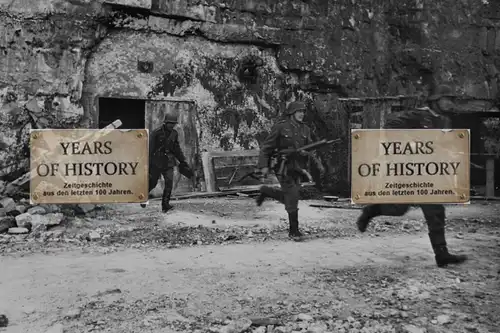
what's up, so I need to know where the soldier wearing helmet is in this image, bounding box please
[256,101,325,240]
[142,113,193,212]
[355,84,468,268]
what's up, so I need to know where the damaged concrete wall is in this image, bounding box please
[0,0,107,183]
[84,30,282,151]
[1,0,498,194]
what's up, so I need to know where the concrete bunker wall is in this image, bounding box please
[83,30,283,152]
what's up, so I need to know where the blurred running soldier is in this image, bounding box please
[356,84,468,268]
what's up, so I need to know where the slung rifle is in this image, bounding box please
[238,138,341,182]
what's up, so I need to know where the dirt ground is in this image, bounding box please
[0,197,499,333]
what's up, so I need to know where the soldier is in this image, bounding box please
[141,114,193,212]
[256,101,325,240]
[356,84,468,268]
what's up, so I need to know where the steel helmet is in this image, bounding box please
[285,101,306,115]
[164,113,178,124]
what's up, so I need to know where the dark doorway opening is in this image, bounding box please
[450,113,500,196]
[98,97,146,129]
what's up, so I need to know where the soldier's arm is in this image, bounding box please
[305,126,323,171]
[257,124,281,169]
[172,131,188,164]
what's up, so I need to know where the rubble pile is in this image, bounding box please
[0,188,98,237]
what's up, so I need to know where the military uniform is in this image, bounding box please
[356,87,467,267]
[147,114,192,212]
[256,101,323,238]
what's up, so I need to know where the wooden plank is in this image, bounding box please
[214,163,257,170]
[202,152,216,193]
[338,95,419,102]
[208,150,260,158]
[168,183,318,200]
[170,188,260,200]
[470,196,500,201]
[486,158,495,197]
[309,203,362,210]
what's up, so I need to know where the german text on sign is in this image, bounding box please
[350,129,470,204]
[30,129,149,204]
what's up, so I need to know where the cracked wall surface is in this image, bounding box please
[1,0,498,193]
[0,0,106,181]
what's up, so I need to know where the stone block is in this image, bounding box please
[148,16,202,36]
[76,204,96,214]
[16,205,26,214]
[44,205,62,213]
[152,0,217,23]
[0,217,17,233]
[36,213,65,226]
[8,227,29,234]
[15,213,32,227]
[0,0,102,15]
[0,197,15,212]
[27,206,47,215]
[105,0,152,9]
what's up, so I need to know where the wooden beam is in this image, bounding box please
[338,95,420,102]
[201,152,216,193]
[209,150,260,158]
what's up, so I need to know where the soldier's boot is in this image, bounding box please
[288,211,304,240]
[161,202,174,213]
[140,195,150,208]
[140,192,150,208]
[429,230,468,268]
[256,186,284,206]
[357,205,381,232]
[161,195,173,213]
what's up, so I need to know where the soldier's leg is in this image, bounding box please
[141,165,161,208]
[281,175,302,238]
[357,204,410,232]
[420,204,467,267]
[256,185,285,206]
[161,168,175,213]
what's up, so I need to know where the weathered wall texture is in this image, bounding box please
[85,31,282,151]
[0,0,105,181]
[1,0,498,193]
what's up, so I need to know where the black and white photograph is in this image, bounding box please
[0,0,499,332]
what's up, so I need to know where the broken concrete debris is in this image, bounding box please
[0,194,98,236]
[0,217,16,233]
[212,314,425,333]
[0,314,8,328]
[7,227,29,234]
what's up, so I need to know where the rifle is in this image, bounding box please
[275,138,341,176]
[238,138,341,182]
